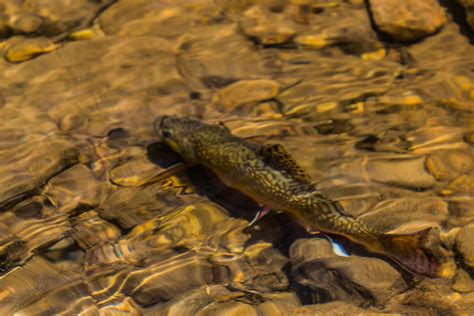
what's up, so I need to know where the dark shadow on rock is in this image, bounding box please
[439,0,474,44]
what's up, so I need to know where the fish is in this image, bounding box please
[154,115,440,277]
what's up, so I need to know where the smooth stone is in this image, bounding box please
[213,79,280,109]
[289,238,335,262]
[239,6,297,45]
[131,203,250,254]
[447,197,474,227]
[67,26,103,41]
[43,164,109,214]
[369,0,447,41]
[366,156,437,190]
[452,269,474,293]
[109,154,162,187]
[5,37,58,62]
[456,224,474,268]
[71,211,121,249]
[445,175,474,195]
[16,0,102,36]
[386,279,473,314]
[425,149,473,181]
[0,256,83,314]
[256,292,301,315]
[123,252,230,306]
[9,13,43,34]
[0,134,80,206]
[360,197,448,232]
[293,256,407,305]
[175,24,269,92]
[293,3,381,54]
[1,197,71,263]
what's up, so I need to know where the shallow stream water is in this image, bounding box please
[0,0,473,314]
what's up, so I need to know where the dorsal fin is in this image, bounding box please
[260,144,312,184]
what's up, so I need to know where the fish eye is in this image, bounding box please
[162,130,173,139]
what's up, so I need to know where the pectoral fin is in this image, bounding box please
[248,205,272,226]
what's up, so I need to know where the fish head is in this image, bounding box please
[154,115,204,162]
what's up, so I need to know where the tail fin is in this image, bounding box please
[378,228,440,277]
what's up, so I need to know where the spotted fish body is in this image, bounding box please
[154,116,439,277]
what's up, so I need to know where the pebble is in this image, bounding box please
[425,149,473,181]
[293,256,407,305]
[366,156,437,190]
[239,6,297,45]
[456,224,474,268]
[4,37,58,62]
[214,79,280,109]
[360,197,448,232]
[369,0,447,41]
[9,13,43,34]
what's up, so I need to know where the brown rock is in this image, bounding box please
[99,0,217,39]
[125,253,230,307]
[294,3,382,54]
[71,211,121,249]
[4,36,58,62]
[44,164,109,214]
[20,0,102,36]
[0,134,80,206]
[387,278,474,314]
[445,175,474,195]
[452,268,474,293]
[1,196,72,267]
[369,0,447,41]
[292,256,407,305]
[289,238,335,262]
[425,149,473,181]
[9,13,43,34]
[366,156,437,190]
[0,256,92,315]
[360,197,448,233]
[456,224,474,268]
[239,6,297,45]
[447,197,474,227]
[175,24,269,92]
[213,79,280,110]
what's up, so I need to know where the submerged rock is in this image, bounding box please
[4,36,58,62]
[292,256,407,306]
[360,197,448,232]
[369,0,447,41]
[213,79,280,110]
[425,149,473,181]
[366,156,437,190]
[239,6,297,45]
[9,13,44,34]
[456,224,474,268]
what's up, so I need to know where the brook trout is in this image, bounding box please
[154,115,440,277]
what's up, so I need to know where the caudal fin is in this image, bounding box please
[379,228,440,277]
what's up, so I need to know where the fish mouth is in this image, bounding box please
[154,115,170,138]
